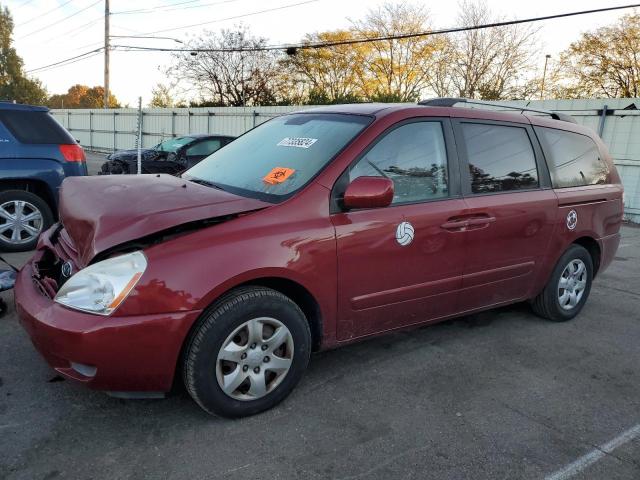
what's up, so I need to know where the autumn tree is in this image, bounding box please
[431,0,539,100]
[0,4,47,104]
[163,2,544,105]
[350,2,446,102]
[281,30,366,104]
[552,13,640,98]
[47,85,120,108]
[169,26,284,106]
[149,83,178,107]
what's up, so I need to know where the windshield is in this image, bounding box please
[183,113,372,201]
[155,136,195,152]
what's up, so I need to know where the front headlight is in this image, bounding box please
[54,251,147,316]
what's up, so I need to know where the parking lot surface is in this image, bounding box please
[85,151,107,175]
[0,226,639,480]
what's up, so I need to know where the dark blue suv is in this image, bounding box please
[0,102,87,251]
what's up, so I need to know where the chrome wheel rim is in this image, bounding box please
[558,259,587,310]
[216,317,294,401]
[0,200,44,245]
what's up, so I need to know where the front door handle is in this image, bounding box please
[441,220,468,231]
[466,216,496,227]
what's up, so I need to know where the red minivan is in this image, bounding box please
[15,99,623,417]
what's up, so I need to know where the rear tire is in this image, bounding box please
[0,190,54,252]
[531,244,593,322]
[183,287,311,417]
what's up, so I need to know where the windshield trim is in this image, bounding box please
[182,112,375,204]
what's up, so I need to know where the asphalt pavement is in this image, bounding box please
[0,227,639,480]
[85,151,107,176]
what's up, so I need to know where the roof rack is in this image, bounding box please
[418,97,577,124]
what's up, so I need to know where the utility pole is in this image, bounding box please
[540,54,551,100]
[103,0,110,109]
[136,97,142,174]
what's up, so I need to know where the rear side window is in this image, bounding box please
[0,111,74,144]
[349,121,448,204]
[186,139,222,156]
[460,123,539,194]
[535,127,609,188]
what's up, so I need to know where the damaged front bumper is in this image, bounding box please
[15,245,202,394]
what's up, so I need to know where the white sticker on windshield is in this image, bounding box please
[277,137,318,149]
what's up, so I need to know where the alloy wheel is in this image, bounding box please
[0,200,44,245]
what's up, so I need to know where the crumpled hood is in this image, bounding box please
[59,175,270,265]
[107,148,161,161]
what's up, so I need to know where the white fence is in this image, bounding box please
[51,106,299,152]
[51,99,640,222]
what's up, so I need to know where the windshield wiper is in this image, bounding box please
[187,177,226,191]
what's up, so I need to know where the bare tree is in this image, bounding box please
[425,37,457,97]
[433,0,539,100]
[169,26,284,106]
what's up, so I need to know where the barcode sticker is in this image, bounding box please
[277,137,318,149]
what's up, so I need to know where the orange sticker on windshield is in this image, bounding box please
[263,167,296,184]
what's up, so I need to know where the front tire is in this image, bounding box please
[0,190,54,252]
[531,244,593,322]
[183,287,311,417]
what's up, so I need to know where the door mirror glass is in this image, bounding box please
[343,176,394,210]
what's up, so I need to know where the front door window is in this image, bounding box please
[349,122,449,204]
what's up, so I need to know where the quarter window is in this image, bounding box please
[0,111,74,144]
[461,123,539,194]
[535,127,609,188]
[349,122,448,204]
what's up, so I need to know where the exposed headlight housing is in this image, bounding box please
[54,251,147,316]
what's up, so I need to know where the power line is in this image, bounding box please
[68,39,106,53]
[18,0,102,40]
[29,15,104,46]
[25,3,640,76]
[112,0,226,15]
[151,0,241,12]
[14,0,37,10]
[67,22,145,53]
[67,16,104,38]
[16,0,75,27]
[110,35,185,43]
[32,51,104,74]
[110,24,145,35]
[113,2,640,52]
[137,0,320,36]
[26,47,104,74]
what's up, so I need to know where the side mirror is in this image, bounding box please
[343,176,394,210]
